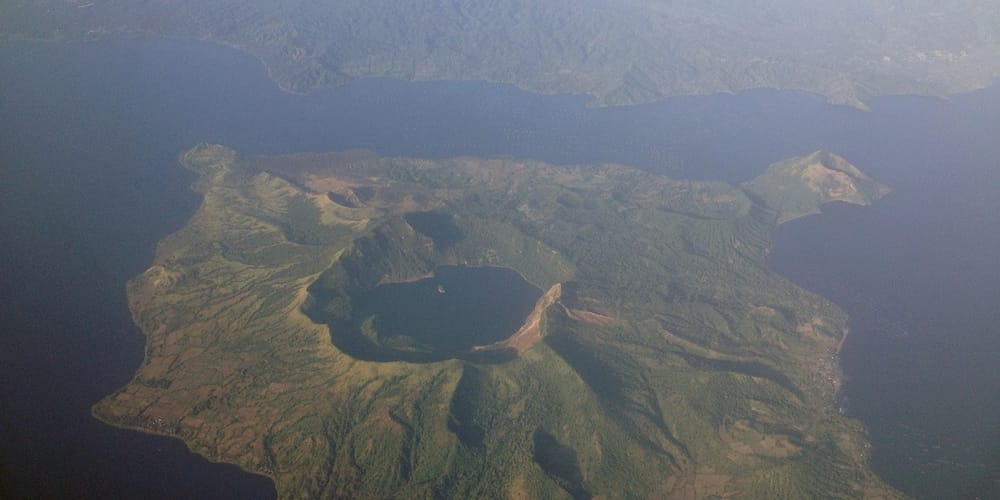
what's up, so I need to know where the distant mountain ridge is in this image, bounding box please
[3,1,999,107]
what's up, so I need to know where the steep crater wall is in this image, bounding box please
[303,211,563,363]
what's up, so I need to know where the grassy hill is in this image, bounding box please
[744,151,890,223]
[92,144,900,498]
[3,1,999,107]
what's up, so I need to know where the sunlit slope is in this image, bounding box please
[4,1,1000,108]
[744,151,890,223]
[94,144,900,498]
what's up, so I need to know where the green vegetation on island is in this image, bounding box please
[744,151,890,223]
[3,1,999,108]
[93,143,898,498]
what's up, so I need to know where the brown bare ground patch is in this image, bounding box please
[179,415,206,432]
[802,163,863,202]
[756,434,798,458]
[375,407,403,433]
[473,283,562,355]
[796,316,828,341]
[144,265,182,288]
[215,358,243,379]
[505,475,530,500]
[306,191,373,226]
[502,283,561,353]
[564,307,616,326]
[663,468,734,500]
[376,271,434,286]
[719,426,754,460]
[141,355,173,379]
[177,347,205,364]
[720,420,799,460]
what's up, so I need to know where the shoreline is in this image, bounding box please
[89,407,279,493]
[10,33,996,112]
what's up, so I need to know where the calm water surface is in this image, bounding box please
[1,38,997,498]
[354,266,541,360]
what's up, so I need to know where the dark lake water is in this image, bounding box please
[349,266,541,361]
[1,37,997,498]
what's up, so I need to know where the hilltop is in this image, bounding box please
[93,144,899,498]
[744,151,890,223]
